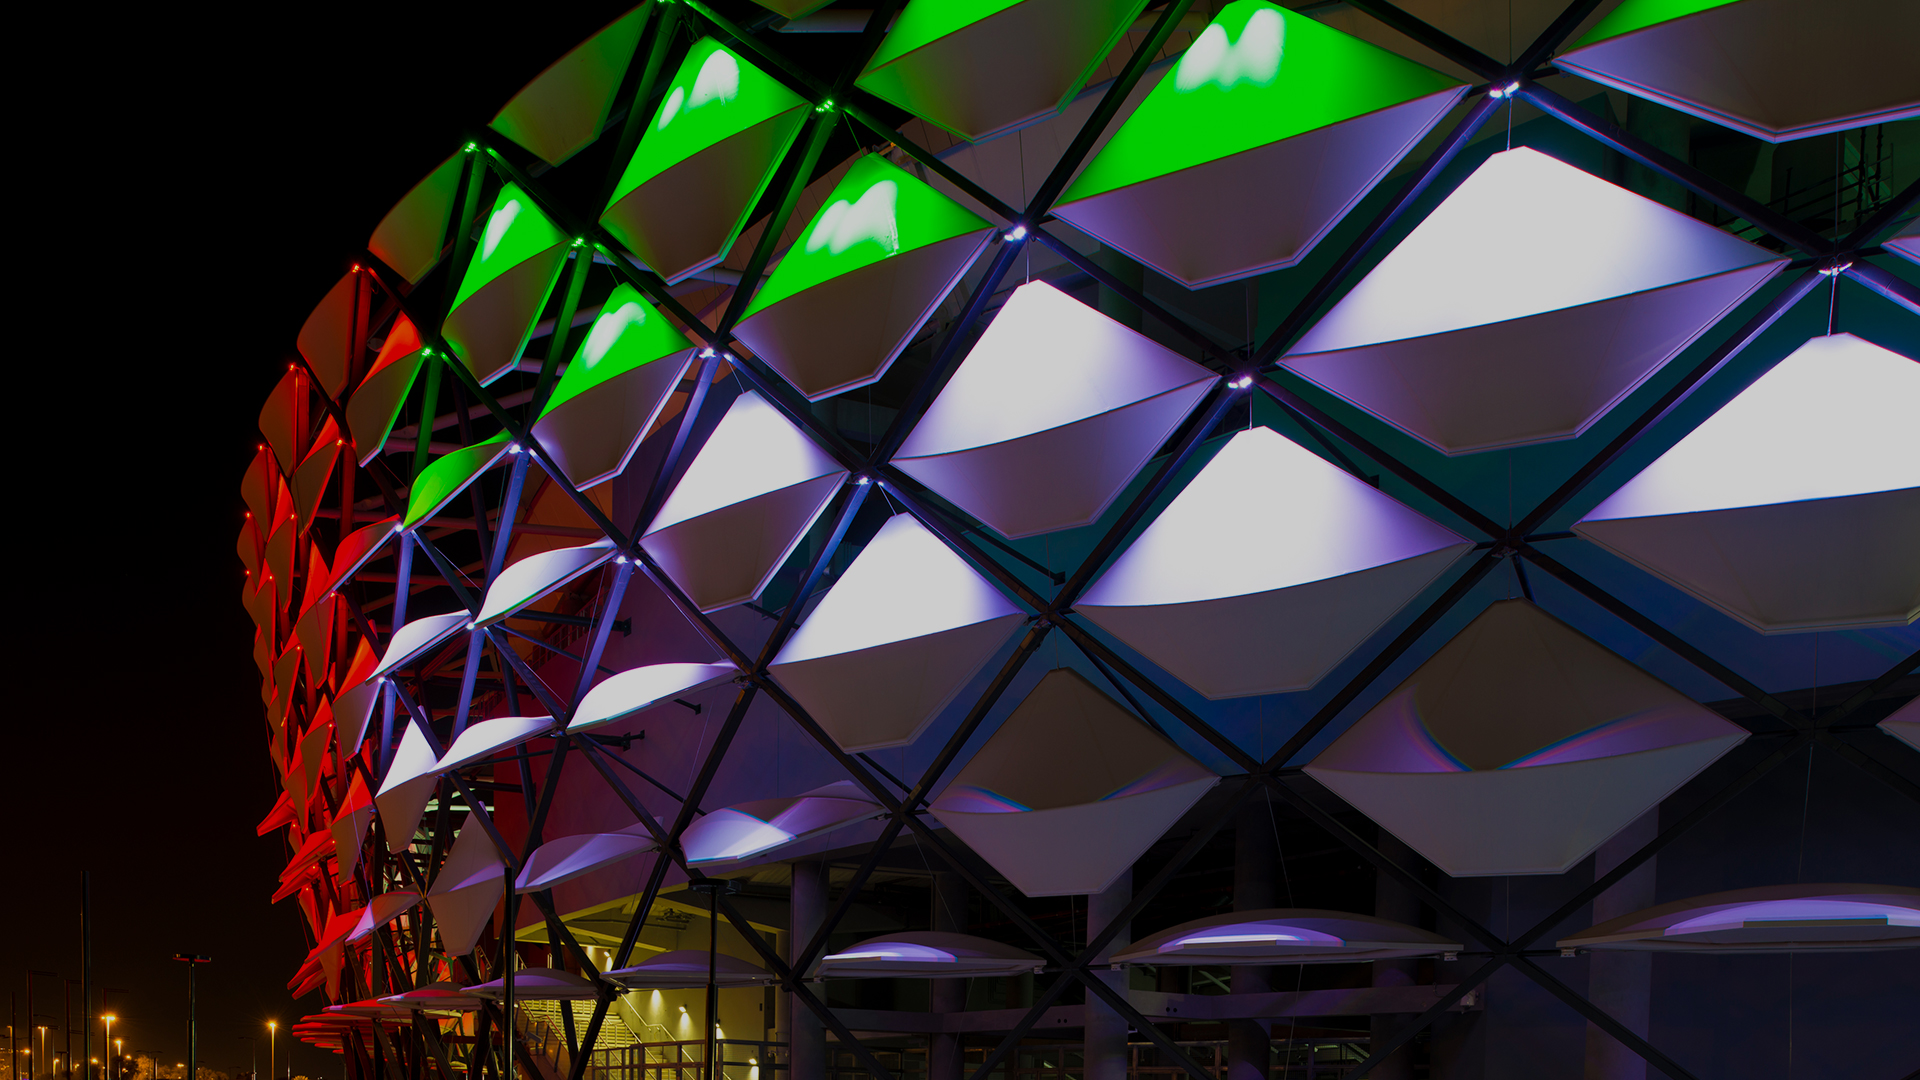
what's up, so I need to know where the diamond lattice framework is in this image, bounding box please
[241,3,1918,1063]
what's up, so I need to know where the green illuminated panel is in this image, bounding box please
[744,155,990,318]
[541,284,694,415]
[864,0,1026,72]
[607,38,809,205]
[452,184,569,311]
[1570,0,1744,48]
[1059,0,1459,205]
[406,432,512,528]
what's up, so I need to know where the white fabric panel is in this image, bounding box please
[1053,87,1466,288]
[1585,335,1920,519]
[606,950,775,989]
[772,513,1026,749]
[650,392,844,530]
[897,383,1214,538]
[1084,428,1468,603]
[1304,600,1747,875]
[1886,221,1919,265]
[1576,490,1920,634]
[1310,739,1743,876]
[1558,883,1920,953]
[1113,908,1460,965]
[375,721,443,853]
[930,669,1219,896]
[435,715,555,774]
[516,824,658,893]
[898,281,1216,458]
[1553,0,1920,143]
[467,968,600,1000]
[533,352,696,490]
[426,816,507,956]
[819,931,1044,978]
[1291,148,1782,352]
[569,662,738,731]
[372,612,470,679]
[643,471,848,612]
[476,541,618,626]
[1882,695,1920,754]
[1576,334,1920,633]
[937,776,1219,896]
[682,781,882,863]
[777,514,1023,662]
[1078,427,1470,696]
[377,983,485,1012]
[348,891,422,944]
[1282,261,1781,455]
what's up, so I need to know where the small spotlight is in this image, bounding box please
[1004,224,1028,242]
[856,476,871,486]
[614,555,629,565]
[1818,261,1853,277]
[699,347,716,359]
[508,443,522,454]
[1229,375,1254,390]
[1489,80,1521,99]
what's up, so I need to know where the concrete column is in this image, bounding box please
[790,861,828,1080]
[1584,810,1657,1080]
[929,873,970,1080]
[1084,870,1132,1080]
[1228,800,1276,1080]
[1369,833,1420,1080]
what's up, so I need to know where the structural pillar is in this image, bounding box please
[1228,800,1275,1080]
[1084,870,1131,1080]
[790,862,828,1080]
[929,873,970,1080]
[1584,810,1657,1080]
[1369,833,1420,1080]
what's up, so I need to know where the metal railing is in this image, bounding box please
[589,1039,788,1080]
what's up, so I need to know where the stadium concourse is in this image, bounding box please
[238,2,1919,1079]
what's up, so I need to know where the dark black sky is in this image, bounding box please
[11,5,630,1076]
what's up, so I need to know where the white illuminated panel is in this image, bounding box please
[1294,149,1777,350]
[1886,220,1919,265]
[818,931,1043,978]
[1559,883,1920,953]
[347,891,421,944]
[569,662,737,732]
[929,669,1219,897]
[1586,335,1920,518]
[1306,600,1747,876]
[606,950,775,990]
[1881,695,1920,754]
[681,781,882,864]
[516,824,658,893]
[435,715,555,774]
[780,514,1020,661]
[375,720,444,854]
[643,392,849,611]
[893,282,1217,538]
[426,816,507,957]
[1113,909,1459,965]
[771,513,1024,750]
[476,541,618,626]
[1079,427,1470,697]
[371,612,470,679]
[650,392,844,530]
[1284,148,1785,455]
[899,281,1213,456]
[1577,334,1920,634]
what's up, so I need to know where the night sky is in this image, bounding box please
[12,5,631,1077]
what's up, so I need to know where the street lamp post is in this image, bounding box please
[100,1020,114,1080]
[170,957,211,1080]
[112,1042,121,1080]
[266,1022,275,1080]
